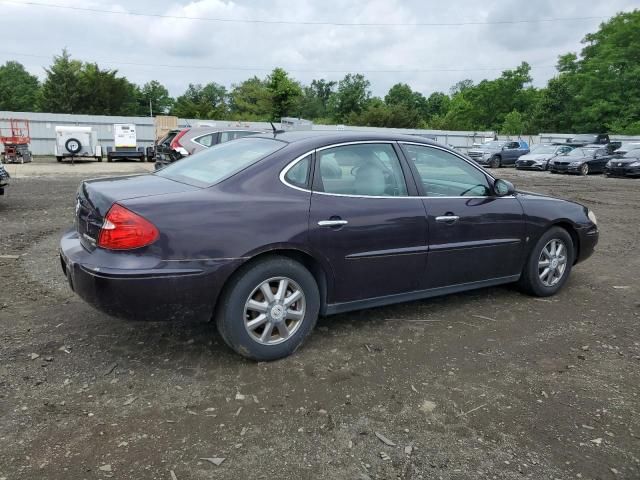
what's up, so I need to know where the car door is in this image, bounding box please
[307,142,428,304]
[400,143,526,289]
[503,141,521,165]
[592,148,611,172]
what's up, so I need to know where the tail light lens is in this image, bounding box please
[169,129,188,150]
[97,203,159,250]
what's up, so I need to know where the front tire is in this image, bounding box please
[518,227,574,297]
[580,163,589,176]
[216,257,320,361]
[489,156,501,168]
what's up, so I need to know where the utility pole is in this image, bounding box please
[149,99,153,118]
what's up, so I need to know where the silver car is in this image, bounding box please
[154,127,264,169]
[515,144,573,171]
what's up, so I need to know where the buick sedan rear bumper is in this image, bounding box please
[59,230,242,322]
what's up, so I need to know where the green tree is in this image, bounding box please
[424,92,451,121]
[0,61,40,112]
[229,76,272,120]
[297,79,336,120]
[76,63,139,115]
[266,68,302,121]
[331,73,371,122]
[172,83,228,119]
[138,80,173,116]
[38,49,82,113]
[501,110,525,134]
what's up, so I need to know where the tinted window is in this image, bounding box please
[157,138,284,187]
[403,144,491,197]
[285,155,311,188]
[316,144,408,197]
[220,131,258,143]
[194,133,216,147]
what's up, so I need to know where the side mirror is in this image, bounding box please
[494,179,515,197]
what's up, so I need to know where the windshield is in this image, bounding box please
[156,137,285,187]
[567,148,597,157]
[530,145,557,154]
[622,149,640,158]
[480,141,505,149]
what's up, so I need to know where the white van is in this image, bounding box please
[54,126,103,162]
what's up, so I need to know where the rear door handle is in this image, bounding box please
[435,215,460,224]
[318,219,348,227]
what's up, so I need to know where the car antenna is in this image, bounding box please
[270,122,285,136]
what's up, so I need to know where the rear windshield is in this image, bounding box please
[156,137,284,187]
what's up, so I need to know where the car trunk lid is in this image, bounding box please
[75,174,199,250]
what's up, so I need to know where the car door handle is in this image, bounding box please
[318,219,348,227]
[435,215,460,224]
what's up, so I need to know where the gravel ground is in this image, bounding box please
[0,158,639,479]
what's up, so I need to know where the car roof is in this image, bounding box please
[250,130,442,149]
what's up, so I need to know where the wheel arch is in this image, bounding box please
[549,221,580,264]
[213,247,333,320]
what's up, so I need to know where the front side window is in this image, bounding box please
[402,144,491,197]
[316,143,408,197]
[157,137,285,187]
[220,131,258,143]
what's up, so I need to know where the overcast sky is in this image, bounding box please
[1,0,637,97]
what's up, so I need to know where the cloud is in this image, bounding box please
[0,0,636,98]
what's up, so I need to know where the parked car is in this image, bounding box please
[60,132,599,360]
[549,146,612,175]
[613,141,640,156]
[605,149,640,178]
[565,133,610,147]
[515,144,573,171]
[150,129,181,166]
[467,140,530,168]
[0,158,9,196]
[154,127,263,170]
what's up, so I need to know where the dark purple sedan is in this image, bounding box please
[60,131,599,360]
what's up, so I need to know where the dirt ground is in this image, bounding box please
[0,157,639,480]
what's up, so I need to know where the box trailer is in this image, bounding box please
[106,123,145,162]
[54,126,102,162]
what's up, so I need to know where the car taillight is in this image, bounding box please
[97,203,159,250]
[169,129,188,150]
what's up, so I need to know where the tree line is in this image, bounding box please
[0,10,638,134]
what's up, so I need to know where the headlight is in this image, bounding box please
[629,161,640,167]
[587,210,597,225]
[570,161,582,166]
[606,160,612,167]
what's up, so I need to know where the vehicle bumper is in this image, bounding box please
[605,166,640,177]
[549,165,581,173]
[515,163,546,170]
[575,225,599,264]
[59,229,243,322]
[108,150,144,159]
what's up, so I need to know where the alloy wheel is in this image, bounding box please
[581,163,589,175]
[243,277,306,346]
[538,239,568,287]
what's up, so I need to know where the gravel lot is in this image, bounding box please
[1,157,639,479]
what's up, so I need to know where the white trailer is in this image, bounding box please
[54,126,102,162]
[107,123,146,162]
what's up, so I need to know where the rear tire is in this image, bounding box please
[216,257,320,361]
[107,155,113,163]
[56,156,63,162]
[518,227,574,297]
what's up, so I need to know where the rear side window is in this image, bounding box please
[220,131,259,143]
[194,133,216,147]
[316,144,408,197]
[285,155,311,188]
[156,138,284,187]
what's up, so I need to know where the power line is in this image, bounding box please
[0,0,608,27]
[0,50,558,74]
